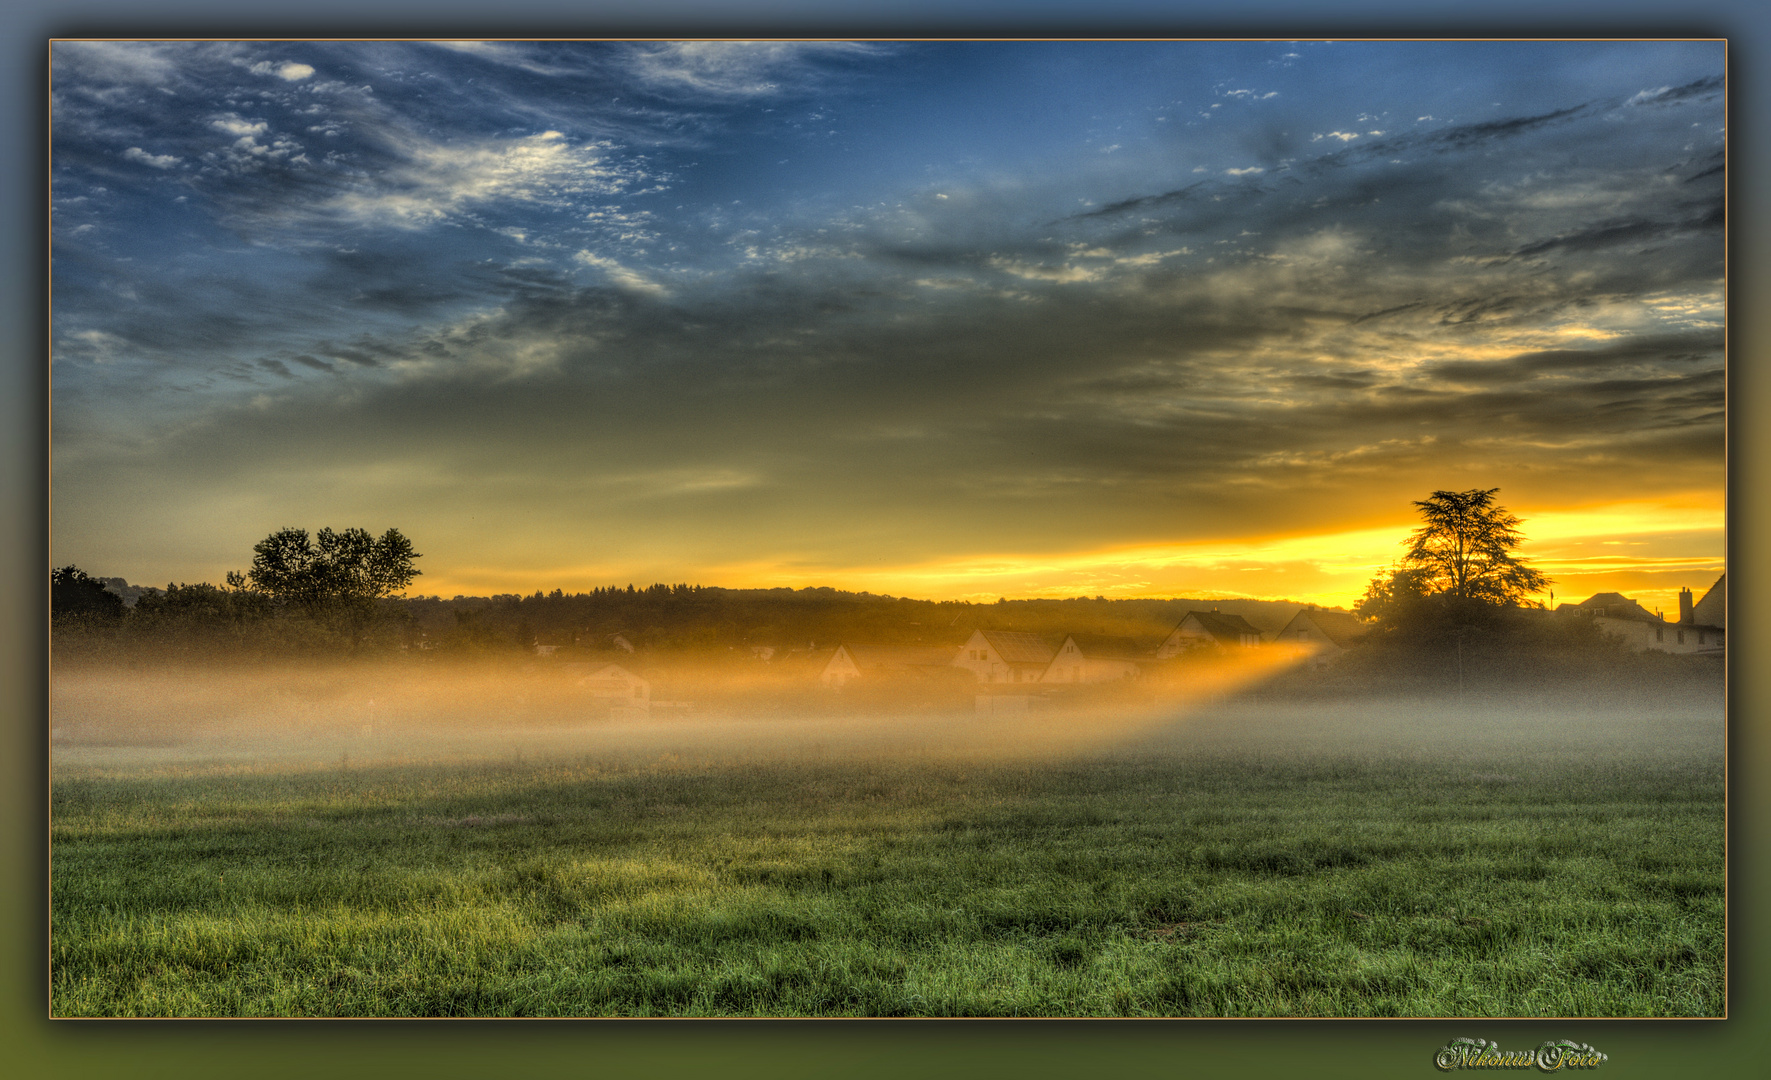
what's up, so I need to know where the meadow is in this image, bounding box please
[50,674,1725,1018]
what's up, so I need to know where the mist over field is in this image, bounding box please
[51,651,1721,776]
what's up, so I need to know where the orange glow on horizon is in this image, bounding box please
[408,494,1722,619]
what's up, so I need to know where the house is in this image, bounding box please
[820,643,963,688]
[1687,573,1725,630]
[1558,592,1665,652]
[952,630,1058,684]
[577,663,650,717]
[1558,587,1724,656]
[1039,634,1158,684]
[1675,573,1726,656]
[1155,610,1264,657]
[1270,608,1372,669]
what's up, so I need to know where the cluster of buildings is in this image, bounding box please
[812,573,1728,690]
[1555,574,1726,657]
[817,607,1365,689]
[565,575,1725,716]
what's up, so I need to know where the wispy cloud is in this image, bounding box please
[325,130,648,228]
[621,41,885,99]
[573,249,668,295]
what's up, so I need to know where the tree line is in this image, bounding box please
[52,527,422,660]
[50,495,1720,699]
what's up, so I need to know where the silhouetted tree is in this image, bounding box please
[231,527,421,608]
[1345,490,1563,693]
[1399,488,1549,606]
[51,566,123,620]
[1353,565,1430,626]
[229,527,421,650]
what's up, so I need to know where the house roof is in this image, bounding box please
[1179,610,1264,643]
[1692,573,1725,629]
[785,647,840,673]
[977,630,1058,664]
[1058,634,1159,661]
[1572,592,1661,623]
[580,663,644,684]
[1283,609,1372,648]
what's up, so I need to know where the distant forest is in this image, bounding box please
[50,571,1721,705]
[55,575,1314,659]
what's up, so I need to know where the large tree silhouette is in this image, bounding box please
[1399,488,1549,606]
[231,526,420,608]
[228,527,420,649]
[51,565,124,620]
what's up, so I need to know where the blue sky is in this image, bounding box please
[50,40,1726,607]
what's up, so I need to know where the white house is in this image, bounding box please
[1559,586,1724,656]
[1270,608,1372,669]
[1039,634,1156,684]
[1155,610,1264,657]
[577,663,650,716]
[952,630,1058,684]
[819,643,963,687]
[1684,573,1725,652]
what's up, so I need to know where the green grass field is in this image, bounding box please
[50,698,1724,1018]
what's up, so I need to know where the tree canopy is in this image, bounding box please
[51,565,124,620]
[1400,488,1549,605]
[1357,489,1549,628]
[231,527,421,609]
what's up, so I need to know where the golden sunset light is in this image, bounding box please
[396,493,1721,618]
[43,35,1734,1030]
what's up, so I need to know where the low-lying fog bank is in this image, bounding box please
[50,661,1723,778]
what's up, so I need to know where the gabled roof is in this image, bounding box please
[1179,610,1263,643]
[838,643,962,669]
[1058,634,1160,661]
[1572,592,1661,623]
[785,647,840,673]
[580,662,644,684]
[1283,609,1372,648]
[1692,573,1725,629]
[977,630,1058,664]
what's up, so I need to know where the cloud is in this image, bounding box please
[573,250,668,295]
[1510,204,1724,258]
[622,41,883,99]
[201,113,306,174]
[325,130,646,229]
[122,146,179,168]
[52,41,183,86]
[210,114,269,139]
[250,60,315,81]
[984,256,1106,284]
[1625,75,1724,107]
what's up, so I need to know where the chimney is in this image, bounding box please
[1679,588,1694,625]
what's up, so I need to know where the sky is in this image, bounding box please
[49,39,1726,611]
